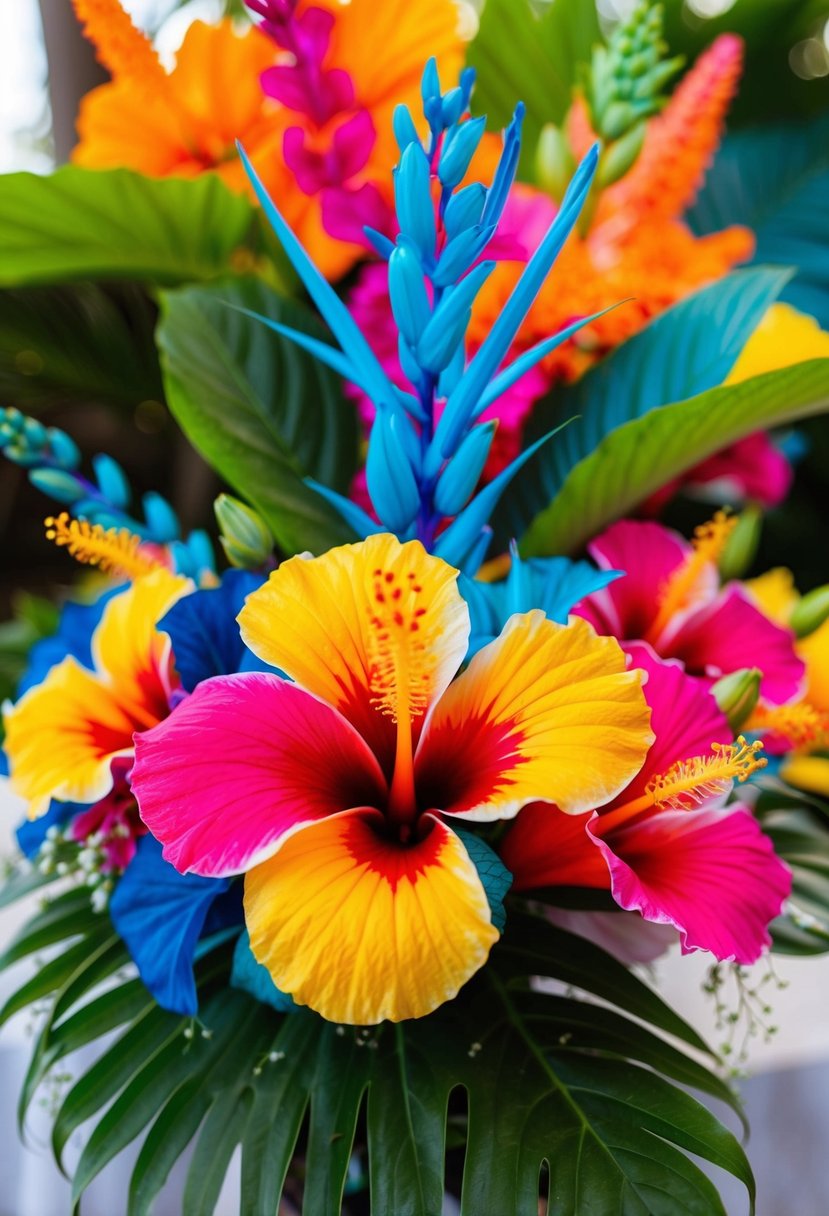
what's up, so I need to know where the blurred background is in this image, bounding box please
[1,2,829,1213]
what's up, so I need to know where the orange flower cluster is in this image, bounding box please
[70,0,463,278]
[471,34,754,383]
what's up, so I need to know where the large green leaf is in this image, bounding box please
[468,0,600,174]
[156,277,359,556]
[756,792,829,955]
[0,282,163,411]
[512,357,829,556]
[493,268,794,551]
[0,167,258,288]
[688,113,829,326]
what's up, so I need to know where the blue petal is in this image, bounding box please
[436,144,599,459]
[237,142,396,411]
[17,586,121,695]
[230,929,296,1013]
[15,800,78,859]
[109,835,235,1016]
[305,478,379,538]
[159,569,268,693]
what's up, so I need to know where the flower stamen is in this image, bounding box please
[45,513,165,581]
[645,510,737,644]
[600,735,767,831]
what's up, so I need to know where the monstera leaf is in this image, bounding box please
[0,869,753,1216]
[156,277,360,557]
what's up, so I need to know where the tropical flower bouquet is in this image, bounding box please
[2,0,829,1212]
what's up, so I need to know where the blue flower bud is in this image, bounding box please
[394,143,436,260]
[366,410,421,534]
[363,226,394,260]
[142,491,180,542]
[482,102,525,228]
[416,261,493,373]
[75,502,124,529]
[28,467,82,504]
[393,103,421,154]
[443,182,486,240]
[437,343,466,400]
[184,529,216,580]
[438,116,486,189]
[92,453,131,509]
[46,427,81,470]
[1,407,24,433]
[434,421,496,516]
[440,86,465,129]
[22,416,47,447]
[3,443,38,467]
[398,334,423,387]
[433,223,493,287]
[388,238,431,347]
[459,67,476,111]
[421,57,441,108]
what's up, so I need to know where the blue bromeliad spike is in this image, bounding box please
[239,59,602,573]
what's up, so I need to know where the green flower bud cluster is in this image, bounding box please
[214,493,274,569]
[583,1,683,188]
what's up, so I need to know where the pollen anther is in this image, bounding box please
[45,513,164,581]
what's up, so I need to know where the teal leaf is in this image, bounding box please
[453,829,512,932]
[156,276,359,556]
[231,929,295,1012]
[688,113,829,327]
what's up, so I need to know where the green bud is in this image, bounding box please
[535,122,576,203]
[597,121,646,188]
[600,100,638,142]
[791,585,829,638]
[712,669,762,733]
[718,506,762,582]
[214,493,273,569]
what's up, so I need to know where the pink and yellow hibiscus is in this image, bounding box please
[574,515,804,706]
[3,554,188,819]
[501,647,791,963]
[132,533,652,1024]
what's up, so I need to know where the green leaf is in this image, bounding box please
[0,167,257,288]
[156,276,359,556]
[469,0,600,174]
[688,113,829,327]
[516,357,829,556]
[0,283,163,411]
[757,800,829,954]
[493,267,790,550]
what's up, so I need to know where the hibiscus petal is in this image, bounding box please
[620,643,732,804]
[500,801,610,891]
[238,534,470,769]
[668,585,804,706]
[243,810,497,1024]
[577,520,699,640]
[92,569,190,720]
[416,612,653,819]
[132,672,387,878]
[4,657,146,818]
[590,804,792,964]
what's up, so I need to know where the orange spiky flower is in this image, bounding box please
[604,33,745,226]
[71,0,167,92]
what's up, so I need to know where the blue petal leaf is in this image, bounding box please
[237,142,396,410]
[159,569,268,693]
[109,835,236,1016]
